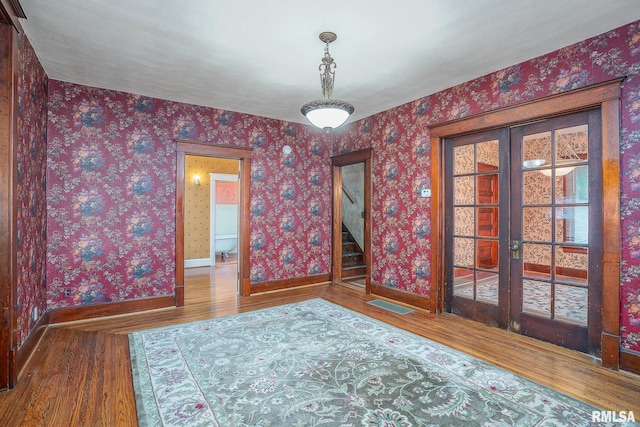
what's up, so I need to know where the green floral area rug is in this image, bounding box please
[128,299,620,426]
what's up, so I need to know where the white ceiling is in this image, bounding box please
[18,0,640,126]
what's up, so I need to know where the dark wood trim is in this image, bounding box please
[0,23,10,391]
[48,296,176,324]
[332,148,372,292]
[0,23,18,391]
[619,349,640,376]
[602,332,621,370]
[600,97,622,369]
[240,152,251,296]
[332,165,343,282]
[16,310,48,374]
[176,140,252,158]
[175,141,252,299]
[8,22,17,390]
[430,125,445,314]
[429,79,624,138]
[371,283,430,310]
[175,150,185,306]
[331,147,373,166]
[250,274,331,294]
[0,0,24,32]
[429,79,623,368]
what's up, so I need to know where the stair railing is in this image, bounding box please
[342,185,355,204]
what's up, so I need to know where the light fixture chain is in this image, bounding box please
[320,42,335,99]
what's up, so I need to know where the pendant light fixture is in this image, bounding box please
[301,32,354,130]
[523,131,582,177]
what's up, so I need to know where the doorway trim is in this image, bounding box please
[332,148,372,292]
[176,141,252,303]
[429,78,623,369]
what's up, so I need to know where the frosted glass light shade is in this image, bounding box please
[301,99,354,130]
[539,159,576,177]
[539,166,575,177]
[524,158,576,177]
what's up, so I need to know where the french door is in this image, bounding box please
[445,110,602,354]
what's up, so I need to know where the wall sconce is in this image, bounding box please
[194,175,201,186]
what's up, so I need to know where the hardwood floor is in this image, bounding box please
[0,265,638,426]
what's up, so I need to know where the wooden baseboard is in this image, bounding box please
[48,295,176,324]
[17,310,50,378]
[620,349,640,376]
[370,283,431,310]
[250,274,332,294]
[601,332,620,369]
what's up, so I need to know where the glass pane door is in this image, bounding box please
[511,110,602,354]
[445,110,602,355]
[446,129,509,328]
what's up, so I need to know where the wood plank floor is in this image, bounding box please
[0,265,638,426]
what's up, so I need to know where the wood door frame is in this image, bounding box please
[331,148,372,291]
[0,22,18,390]
[176,141,252,303]
[429,78,623,369]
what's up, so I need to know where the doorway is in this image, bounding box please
[176,141,252,303]
[444,110,602,354]
[209,172,240,267]
[332,148,372,290]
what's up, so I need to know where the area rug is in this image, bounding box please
[129,299,611,426]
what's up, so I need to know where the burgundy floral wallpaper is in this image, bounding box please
[338,21,640,352]
[16,33,48,348]
[41,20,640,354]
[47,83,331,309]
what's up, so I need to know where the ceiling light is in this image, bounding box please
[523,129,582,177]
[301,32,354,131]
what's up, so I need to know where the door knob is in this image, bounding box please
[511,239,521,260]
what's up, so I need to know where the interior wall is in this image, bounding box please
[338,19,640,352]
[15,32,48,349]
[184,156,238,260]
[46,81,333,310]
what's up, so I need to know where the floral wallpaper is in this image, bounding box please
[35,19,640,354]
[16,33,48,348]
[47,82,332,309]
[249,129,332,282]
[338,20,640,352]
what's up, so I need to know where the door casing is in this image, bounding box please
[331,148,372,290]
[429,79,623,368]
[176,141,252,302]
[444,112,602,354]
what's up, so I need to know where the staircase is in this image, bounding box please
[342,224,365,278]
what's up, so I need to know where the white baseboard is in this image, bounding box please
[185,258,212,268]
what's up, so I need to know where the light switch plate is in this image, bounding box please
[420,188,431,198]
